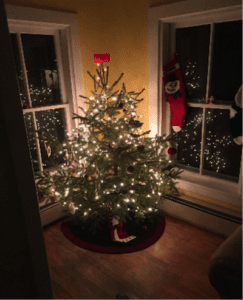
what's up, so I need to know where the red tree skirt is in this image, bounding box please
[61,215,166,254]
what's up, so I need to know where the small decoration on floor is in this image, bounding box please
[110,216,136,243]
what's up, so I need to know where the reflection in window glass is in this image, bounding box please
[176,25,210,101]
[203,109,242,178]
[23,113,39,171]
[35,109,66,169]
[211,20,242,101]
[174,107,203,168]
[10,34,29,109]
[21,34,61,107]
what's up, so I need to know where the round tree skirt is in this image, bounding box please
[61,213,166,254]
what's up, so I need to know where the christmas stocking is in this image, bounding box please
[163,54,187,132]
[230,85,242,145]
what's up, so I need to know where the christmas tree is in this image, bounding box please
[35,63,183,233]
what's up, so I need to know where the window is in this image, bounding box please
[148,1,242,209]
[10,32,67,173]
[6,5,85,211]
[173,20,242,183]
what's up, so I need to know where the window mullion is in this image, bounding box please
[199,23,214,175]
[54,30,67,104]
[23,103,69,113]
[16,33,43,173]
[199,107,206,175]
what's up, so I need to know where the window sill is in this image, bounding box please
[176,169,242,210]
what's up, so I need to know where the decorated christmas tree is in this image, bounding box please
[36,63,183,235]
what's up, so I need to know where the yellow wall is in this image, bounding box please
[4,0,184,133]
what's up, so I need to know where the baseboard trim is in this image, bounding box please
[160,195,242,237]
[40,203,67,227]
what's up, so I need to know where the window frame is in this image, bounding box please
[6,5,85,174]
[148,0,242,210]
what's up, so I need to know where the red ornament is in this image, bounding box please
[168,147,177,155]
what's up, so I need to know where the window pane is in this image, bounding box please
[10,34,29,109]
[23,113,39,172]
[210,20,242,101]
[174,107,203,168]
[21,34,62,107]
[203,109,242,178]
[35,108,66,169]
[176,25,210,101]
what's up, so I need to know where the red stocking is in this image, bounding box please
[163,54,187,132]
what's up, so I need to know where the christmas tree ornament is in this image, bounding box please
[163,53,187,132]
[118,102,124,109]
[127,165,135,174]
[108,169,115,175]
[87,176,92,182]
[71,168,77,177]
[168,147,177,155]
[230,85,242,145]
[208,95,215,104]
[137,145,145,152]
[69,203,76,215]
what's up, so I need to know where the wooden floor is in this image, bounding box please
[43,214,226,299]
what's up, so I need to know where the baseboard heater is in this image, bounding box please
[160,195,242,237]
[162,195,242,224]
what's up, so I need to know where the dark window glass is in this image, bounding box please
[23,113,39,172]
[210,20,242,101]
[10,34,29,109]
[21,34,62,107]
[203,109,242,178]
[174,107,203,168]
[176,25,210,101]
[35,108,66,170]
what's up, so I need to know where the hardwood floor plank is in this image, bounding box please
[50,278,73,299]
[43,213,225,299]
